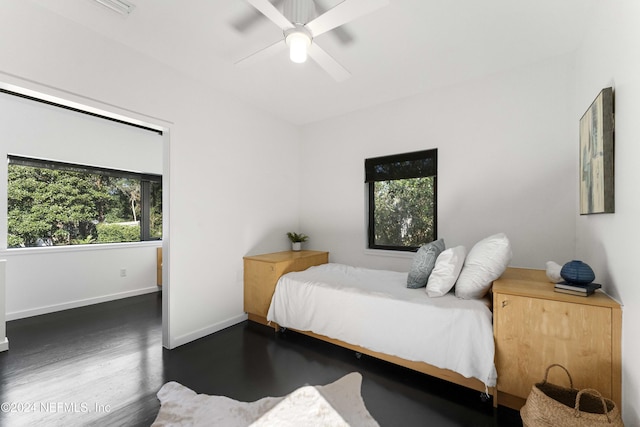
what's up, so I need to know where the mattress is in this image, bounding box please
[266,263,497,387]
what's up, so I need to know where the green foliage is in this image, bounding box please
[7,164,159,247]
[8,166,106,246]
[7,234,24,248]
[150,181,163,239]
[373,177,435,248]
[112,178,141,222]
[286,232,309,243]
[71,235,96,245]
[96,223,140,243]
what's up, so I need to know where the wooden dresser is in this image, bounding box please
[492,268,622,410]
[243,250,329,325]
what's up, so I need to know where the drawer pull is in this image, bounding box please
[502,300,508,308]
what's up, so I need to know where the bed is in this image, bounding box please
[266,263,497,395]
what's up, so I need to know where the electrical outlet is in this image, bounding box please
[120,269,127,277]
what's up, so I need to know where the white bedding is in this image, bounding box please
[266,263,497,388]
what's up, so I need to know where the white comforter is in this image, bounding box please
[266,263,497,388]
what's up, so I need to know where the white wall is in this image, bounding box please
[300,56,576,272]
[0,1,300,347]
[2,245,160,320]
[0,91,162,176]
[573,1,640,424]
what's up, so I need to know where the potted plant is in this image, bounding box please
[287,232,308,251]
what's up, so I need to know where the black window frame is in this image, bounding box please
[7,155,162,247]
[365,149,438,252]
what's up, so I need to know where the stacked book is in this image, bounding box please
[554,281,601,297]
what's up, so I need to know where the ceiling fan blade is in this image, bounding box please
[305,0,389,37]
[247,0,294,31]
[233,0,285,32]
[313,0,353,44]
[307,43,351,82]
[235,39,287,68]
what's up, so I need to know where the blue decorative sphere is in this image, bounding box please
[560,260,595,285]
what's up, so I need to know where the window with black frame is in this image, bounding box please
[7,155,162,248]
[365,149,437,251]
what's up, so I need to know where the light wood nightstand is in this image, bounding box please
[492,268,621,410]
[243,250,329,326]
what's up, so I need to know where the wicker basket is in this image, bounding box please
[520,364,623,427]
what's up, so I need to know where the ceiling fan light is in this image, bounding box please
[286,32,311,63]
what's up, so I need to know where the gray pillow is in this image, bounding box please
[407,239,445,288]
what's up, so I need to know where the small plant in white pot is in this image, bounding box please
[287,232,308,251]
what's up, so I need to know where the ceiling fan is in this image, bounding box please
[232,0,353,45]
[235,0,389,82]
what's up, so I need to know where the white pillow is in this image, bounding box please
[455,233,512,299]
[426,246,466,297]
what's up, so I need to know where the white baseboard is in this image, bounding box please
[0,337,8,352]
[6,286,160,321]
[167,313,248,349]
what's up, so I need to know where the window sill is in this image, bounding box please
[363,248,416,259]
[0,240,162,256]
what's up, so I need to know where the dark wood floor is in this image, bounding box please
[0,292,523,426]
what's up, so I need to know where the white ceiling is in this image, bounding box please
[31,0,596,125]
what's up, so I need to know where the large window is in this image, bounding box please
[365,149,437,251]
[7,156,162,248]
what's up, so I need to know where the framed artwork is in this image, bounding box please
[579,87,614,214]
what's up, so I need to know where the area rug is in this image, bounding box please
[151,372,380,426]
